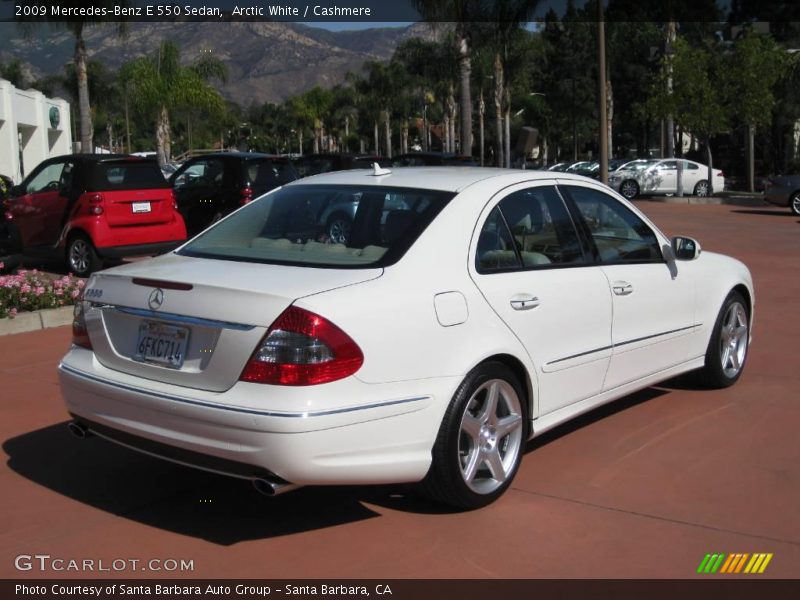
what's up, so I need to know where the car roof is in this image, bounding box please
[285,166,597,193]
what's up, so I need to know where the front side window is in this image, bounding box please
[476,186,586,273]
[563,185,662,264]
[26,162,65,194]
[179,184,453,268]
[173,159,225,189]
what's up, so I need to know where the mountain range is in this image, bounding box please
[0,21,433,105]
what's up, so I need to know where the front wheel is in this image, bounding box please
[694,180,710,197]
[790,191,800,216]
[422,362,527,509]
[619,179,640,200]
[697,291,749,388]
[66,234,102,277]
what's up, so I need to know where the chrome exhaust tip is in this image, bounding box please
[67,421,92,439]
[252,477,301,497]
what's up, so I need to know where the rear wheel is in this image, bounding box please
[790,191,800,216]
[619,180,639,200]
[697,291,749,388]
[694,180,710,197]
[423,362,527,509]
[66,234,102,277]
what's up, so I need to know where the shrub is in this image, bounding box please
[0,266,85,319]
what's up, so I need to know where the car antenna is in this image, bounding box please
[371,163,391,176]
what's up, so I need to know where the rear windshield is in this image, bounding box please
[88,162,169,191]
[244,159,297,188]
[178,184,454,268]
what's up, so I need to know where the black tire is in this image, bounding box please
[66,233,102,277]
[694,180,710,197]
[619,179,640,200]
[696,291,749,388]
[422,362,528,510]
[790,191,800,216]
[326,213,352,244]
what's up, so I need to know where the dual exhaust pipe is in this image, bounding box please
[67,420,300,497]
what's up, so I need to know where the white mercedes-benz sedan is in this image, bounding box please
[59,167,753,509]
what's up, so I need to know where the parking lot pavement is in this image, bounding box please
[0,202,798,579]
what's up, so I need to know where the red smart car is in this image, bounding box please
[4,155,186,276]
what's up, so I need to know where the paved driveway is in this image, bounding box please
[1,202,798,579]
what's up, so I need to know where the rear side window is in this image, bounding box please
[179,184,453,268]
[89,162,168,191]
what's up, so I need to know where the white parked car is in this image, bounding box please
[609,159,725,200]
[59,167,753,509]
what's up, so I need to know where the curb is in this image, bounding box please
[636,195,768,207]
[0,306,74,336]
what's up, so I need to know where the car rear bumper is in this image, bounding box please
[58,347,455,486]
[96,241,183,259]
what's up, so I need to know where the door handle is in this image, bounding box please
[612,281,633,296]
[510,294,540,311]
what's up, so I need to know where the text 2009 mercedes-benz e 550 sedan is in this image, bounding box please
[59,167,753,509]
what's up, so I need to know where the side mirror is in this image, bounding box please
[9,185,23,198]
[671,236,701,261]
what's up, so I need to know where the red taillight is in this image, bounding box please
[87,192,104,215]
[239,187,253,205]
[240,306,363,386]
[170,189,178,211]
[4,210,11,221]
[71,300,92,350]
[717,171,725,178]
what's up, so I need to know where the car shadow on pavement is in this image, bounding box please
[3,422,391,545]
[522,386,669,454]
[731,209,795,217]
[3,385,682,535]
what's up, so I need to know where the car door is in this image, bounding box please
[171,157,227,235]
[7,158,70,247]
[653,160,678,194]
[469,181,613,416]
[561,183,696,390]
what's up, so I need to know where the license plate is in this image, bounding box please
[134,321,189,368]
[132,201,151,213]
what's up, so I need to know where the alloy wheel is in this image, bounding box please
[458,379,523,495]
[719,301,748,379]
[69,239,91,274]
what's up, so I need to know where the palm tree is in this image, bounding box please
[15,2,130,152]
[121,42,227,165]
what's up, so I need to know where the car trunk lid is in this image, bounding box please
[83,253,382,392]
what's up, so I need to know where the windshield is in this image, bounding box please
[178,184,454,268]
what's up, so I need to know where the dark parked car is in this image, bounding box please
[292,153,389,178]
[4,155,186,276]
[392,152,478,167]
[763,175,800,216]
[170,153,298,236]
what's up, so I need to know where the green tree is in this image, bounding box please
[649,37,728,193]
[722,32,788,190]
[121,42,227,165]
[16,1,130,152]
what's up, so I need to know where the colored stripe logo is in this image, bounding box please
[697,553,773,574]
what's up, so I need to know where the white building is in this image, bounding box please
[0,78,72,183]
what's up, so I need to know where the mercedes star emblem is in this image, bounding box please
[148,288,165,311]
